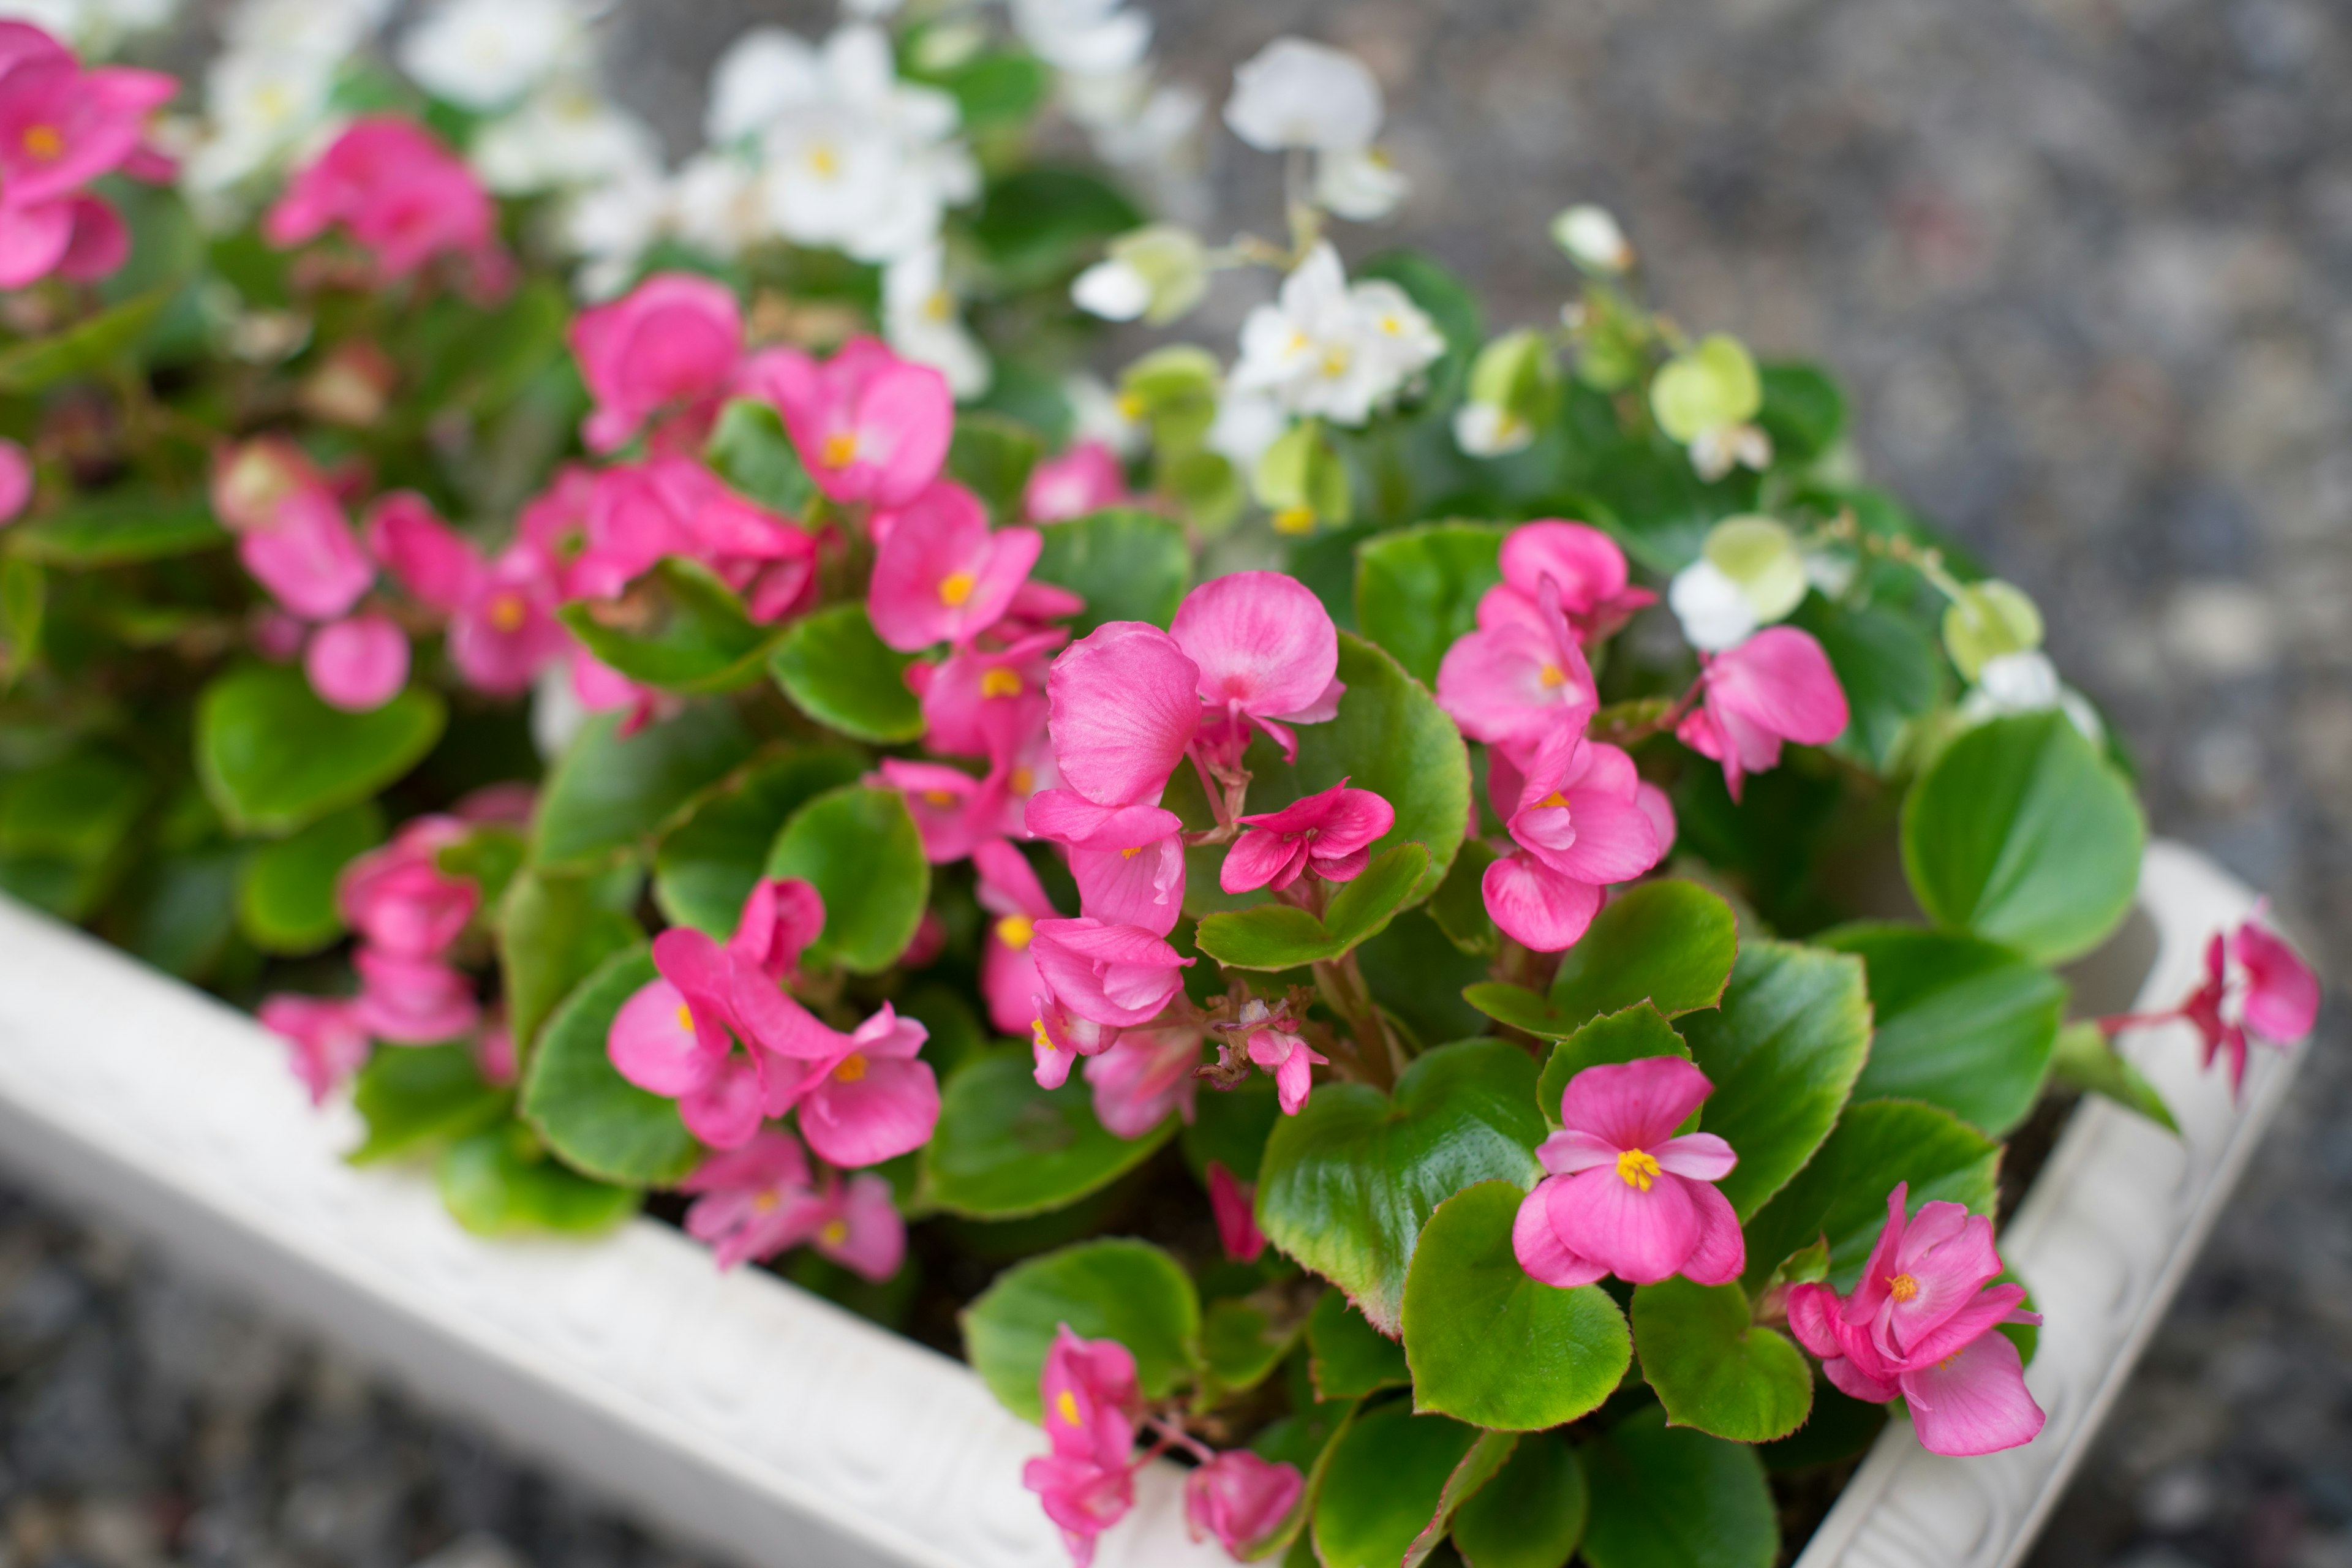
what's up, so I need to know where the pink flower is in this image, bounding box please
[678,475,820,625]
[764,1003,940,1169]
[1220,778,1395,894]
[2158,914,2321,1093]
[571,271,744,454]
[1206,1162,1265,1262]
[263,116,505,290]
[214,441,373,623]
[607,928,788,1149]
[1170,572,1343,767]
[741,337,952,508]
[1024,1327,1142,1568]
[1478,521,1655,644]
[0,437,32,524]
[868,481,1042,652]
[1481,734,1662,953]
[368,492,568,696]
[1082,1022,1201,1139]
[0,24,172,288]
[1232,997,1327,1115]
[1512,1057,1744,1288]
[1436,578,1599,750]
[976,839,1062,1035]
[1028,990,1120,1090]
[1025,441,1129,523]
[876,759,1001,865]
[258,994,370,1104]
[1784,1183,2045,1457]
[1044,621,1202,809]
[352,946,482,1044]
[304,612,409,711]
[1184,1450,1302,1556]
[918,627,1064,762]
[1030,918,1193,1030]
[1027,791,1186,937]
[725,878,826,987]
[339,815,476,957]
[679,1129,907,1280]
[1675,625,1849,802]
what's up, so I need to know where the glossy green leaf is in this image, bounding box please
[705,397,816,516]
[768,603,926,744]
[532,703,755,872]
[1580,1407,1777,1568]
[7,494,226,567]
[498,868,643,1056]
[948,412,1042,516]
[1902,712,2145,963]
[971,167,1144,285]
[1257,1039,1545,1334]
[350,1044,510,1165]
[2049,1020,2177,1133]
[1546,880,1739,1030]
[921,1050,1177,1218]
[196,665,445,836]
[0,747,149,864]
[519,945,701,1187]
[437,1126,641,1237]
[1194,843,1427,970]
[1308,1289,1411,1400]
[962,1238,1200,1421]
[1180,1072,1283,1183]
[1451,1433,1587,1568]
[764,785,929,973]
[1361,909,1494,1047]
[1822,923,2065,1135]
[0,288,168,393]
[1630,1277,1812,1442]
[1200,1297,1298,1404]
[1030,507,1191,633]
[1401,1182,1630,1430]
[1534,1004,1692,1129]
[236,802,383,955]
[1790,597,1939,771]
[0,556,40,684]
[1313,1401,1512,1568]
[1428,839,1499,956]
[1754,362,1846,468]
[1676,940,1871,1219]
[556,558,779,695]
[1353,522,1507,686]
[653,748,865,936]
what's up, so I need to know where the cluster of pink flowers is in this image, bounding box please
[2101,909,2319,1095]
[263,117,511,302]
[0,22,172,291]
[677,1128,903,1281]
[1023,1325,1302,1567]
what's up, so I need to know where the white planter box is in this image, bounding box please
[0,841,2294,1568]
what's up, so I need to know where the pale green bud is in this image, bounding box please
[1650,333,1763,445]
[1253,418,1351,534]
[1456,329,1559,457]
[1106,224,1209,326]
[1942,579,2045,680]
[1702,514,1808,624]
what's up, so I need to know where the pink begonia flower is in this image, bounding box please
[1030,917,1193,1030]
[741,337,952,509]
[1044,621,1202,809]
[1513,1056,1744,1289]
[562,460,696,601]
[1220,778,1395,894]
[1785,1184,2045,1458]
[764,1003,940,1169]
[1170,571,1343,767]
[368,492,570,696]
[1082,1022,1201,1139]
[258,995,370,1104]
[1027,791,1186,937]
[1232,997,1327,1115]
[1184,1450,1302,1557]
[51,193,127,280]
[1029,990,1120,1090]
[0,24,172,288]
[726,878,826,987]
[918,626,1065,762]
[1024,1327,1142,1568]
[304,612,409,711]
[868,481,1042,652]
[1004,577,1088,628]
[876,758,1003,865]
[1025,441,1129,523]
[1478,520,1656,644]
[679,473,820,625]
[214,440,374,623]
[263,116,506,292]
[2112,913,2321,1095]
[608,927,787,1149]
[0,438,32,524]
[1436,578,1599,750]
[1206,1162,1265,1262]
[352,946,482,1044]
[570,271,744,454]
[1637,780,1678,860]
[679,1129,907,1280]
[339,815,475,957]
[1675,625,1849,802]
[976,839,1062,1036]
[1482,734,1662,953]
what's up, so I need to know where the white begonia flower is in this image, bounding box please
[1668,558,1758,654]
[1229,242,1443,426]
[884,242,991,400]
[398,0,581,113]
[1314,146,1409,221]
[1223,37,1383,154]
[1072,258,1152,322]
[1958,650,2104,744]
[669,151,764,260]
[5,0,177,56]
[178,0,392,213]
[1206,390,1287,470]
[1688,423,1773,483]
[1010,0,1152,76]
[558,149,672,298]
[1670,515,1814,652]
[1551,204,1633,273]
[475,86,662,195]
[707,26,826,145]
[1453,401,1534,459]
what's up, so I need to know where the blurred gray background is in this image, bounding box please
[4,1,2347,1565]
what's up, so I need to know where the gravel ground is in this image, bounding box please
[6,1,2350,1564]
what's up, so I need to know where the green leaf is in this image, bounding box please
[1362,909,1494,1047]
[1754,363,1846,468]
[1428,840,1500,956]
[1030,507,1192,633]
[1901,712,2146,964]
[1258,1039,1545,1334]
[1451,1433,1588,1568]
[1201,1296,1298,1404]
[1676,940,1871,1219]
[705,398,816,516]
[1181,1072,1283,1183]
[1402,1182,1630,1430]
[0,556,40,684]
[767,603,926,744]
[2049,1020,2178,1133]
[929,49,1049,130]
[1195,843,1427,970]
[1308,1289,1411,1400]
[1580,1406,1777,1568]
[1760,1384,1887,1474]
[1249,1396,1362,1562]
[920,1050,1177,1218]
[948,412,1042,515]
[437,1126,641,1237]
[764,785,929,973]
[196,665,445,836]
[236,802,383,956]
[1820,924,2065,1136]
[1738,1099,2000,1293]
[532,703,755,872]
[519,945,701,1187]
[1534,1004,1693,1129]
[0,747,149,864]
[556,558,780,695]
[498,868,643,1057]
[350,1043,510,1164]
[7,494,226,567]
[652,748,864,937]
[1313,1402,1512,1568]
[1547,880,1740,1030]
[1353,522,1506,687]
[962,1238,1200,1422]
[0,288,169,393]
[972,167,1144,285]
[1789,597,1939,772]
[1630,1277,1812,1442]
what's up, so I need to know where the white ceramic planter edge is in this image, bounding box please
[0,840,2293,1568]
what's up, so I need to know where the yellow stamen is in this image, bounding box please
[922,788,959,806]
[1285,329,1310,355]
[832,1052,868,1084]
[1031,1017,1057,1051]
[1538,791,1569,809]
[807,142,840,179]
[1115,391,1146,423]
[996,913,1036,951]
[1538,663,1567,688]
[924,289,954,323]
[1378,314,1405,336]
[1887,1273,1920,1303]
[22,124,63,161]
[819,1219,850,1248]
[1120,845,1142,859]
[1321,345,1352,377]
[752,1190,780,1213]
[1055,1389,1081,1425]
[1009,766,1035,795]
[486,592,528,633]
[821,431,858,469]
[979,667,1023,699]
[1271,505,1317,535]
[1615,1148,1660,1191]
[675,1004,695,1032]
[938,570,976,607]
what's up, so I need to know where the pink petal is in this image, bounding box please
[1434,620,1596,747]
[1899,1283,2036,1368]
[1709,627,1849,747]
[1512,1179,1610,1287]
[1498,521,1632,618]
[0,437,29,525]
[240,495,373,620]
[1170,571,1338,720]
[54,195,127,282]
[0,198,72,288]
[974,837,1058,918]
[1820,1350,1902,1405]
[367,492,483,611]
[820,1173,908,1281]
[2236,921,2320,1042]
[1543,1165,1700,1285]
[867,480,994,651]
[1898,1333,2045,1457]
[1068,836,1185,936]
[1206,1163,1265,1262]
[1030,917,1189,1028]
[798,1055,941,1167]
[677,1127,809,1194]
[608,978,720,1096]
[850,358,956,508]
[1515,787,1658,887]
[1676,1176,1746,1284]
[1535,1128,1623,1177]
[1558,1056,1716,1158]
[680,1056,768,1149]
[1652,1131,1736,1182]
[1480,851,1603,953]
[1219,829,1308,894]
[303,613,409,711]
[1046,622,1200,807]
[1783,1282,1845,1360]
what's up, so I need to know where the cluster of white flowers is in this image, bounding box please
[1223,38,1408,222]
[0,0,176,57]
[1228,241,1443,426]
[175,0,391,217]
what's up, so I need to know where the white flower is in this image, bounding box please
[1551,205,1633,273]
[1688,423,1773,483]
[1206,390,1287,469]
[1223,37,1383,153]
[1314,146,1408,221]
[1229,243,1442,426]
[558,153,671,298]
[1974,650,2062,712]
[178,0,392,212]
[398,0,582,113]
[1072,258,1152,321]
[1668,558,1758,654]
[1453,401,1534,458]
[475,86,662,195]
[669,151,763,260]
[1009,0,1151,75]
[884,242,990,399]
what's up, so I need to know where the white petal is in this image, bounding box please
[1071,259,1153,321]
[1223,36,1383,153]
[1670,559,1760,654]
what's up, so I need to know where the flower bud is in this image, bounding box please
[1650,333,1763,445]
[1454,328,1559,457]
[1077,225,1208,326]
[1552,203,1634,273]
[298,341,398,429]
[1942,579,2045,680]
[1667,514,1807,652]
